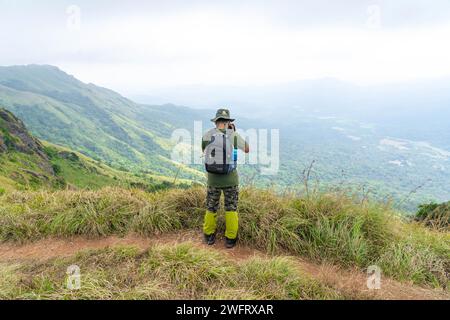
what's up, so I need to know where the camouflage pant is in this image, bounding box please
[206,186,239,212]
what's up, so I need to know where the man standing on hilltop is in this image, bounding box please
[202,109,250,249]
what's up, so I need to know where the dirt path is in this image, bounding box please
[0,231,448,300]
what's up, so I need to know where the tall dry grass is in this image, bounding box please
[0,243,341,300]
[0,186,448,288]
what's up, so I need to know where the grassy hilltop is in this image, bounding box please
[0,186,448,300]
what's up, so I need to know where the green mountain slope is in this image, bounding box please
[0,65,205,181]
[0,108,188,193]
[0,107,59,191]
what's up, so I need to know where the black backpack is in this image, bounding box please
[204,131,237,174]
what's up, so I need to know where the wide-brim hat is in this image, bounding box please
[211,108,235,122]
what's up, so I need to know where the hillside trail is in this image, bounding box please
[0,230,448,300]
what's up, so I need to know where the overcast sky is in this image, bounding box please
[1,0,450,95]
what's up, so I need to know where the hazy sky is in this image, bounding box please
[1,0,450,95]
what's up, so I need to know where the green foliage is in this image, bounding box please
[0,127,17,150]
[0,152,54,190]
[51,163,61,175]
[416,202,450,230]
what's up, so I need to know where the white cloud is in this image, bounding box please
[2,1,450,93]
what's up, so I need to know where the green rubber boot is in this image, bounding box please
[203,210,217,242]
[225,211,239,248]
